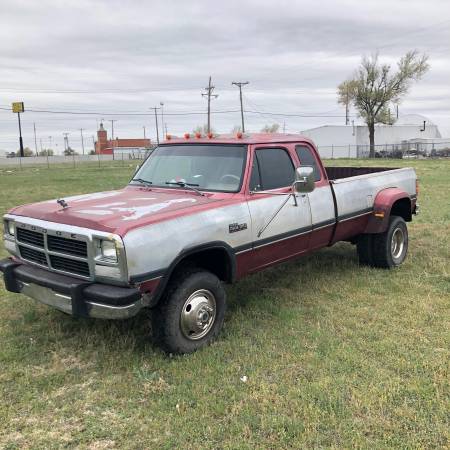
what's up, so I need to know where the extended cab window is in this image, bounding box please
[251,148,294,191]
[295,145,321,182]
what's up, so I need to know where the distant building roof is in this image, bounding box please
[395,114,435,126]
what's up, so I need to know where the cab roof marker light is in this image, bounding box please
[207,132,213,139]
[184,133,190,139]
[236,131,243,139]
[195,132,202,138]
[166,134,172,140]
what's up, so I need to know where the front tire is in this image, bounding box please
[151,268,226,354]
[371,215,408,268]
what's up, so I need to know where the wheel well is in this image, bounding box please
[391,197,412,222]
[173,247,234,284]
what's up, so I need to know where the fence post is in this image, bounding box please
[331,144,334,159]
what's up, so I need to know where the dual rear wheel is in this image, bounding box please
[357,215,408,268]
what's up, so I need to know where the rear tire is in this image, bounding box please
[151,268,226,354]
[371,215,408,268]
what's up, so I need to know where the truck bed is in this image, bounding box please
[325,166,396,180]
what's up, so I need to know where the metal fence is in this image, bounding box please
[0,149,151,169]
[1,141,449,170]
[316,141,450,159]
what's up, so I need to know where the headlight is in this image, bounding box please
[5,220,15,236]
[100,240,118,262]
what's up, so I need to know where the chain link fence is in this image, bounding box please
[1,141,449,170]
[316,141,450,159]
[0,149,152,170]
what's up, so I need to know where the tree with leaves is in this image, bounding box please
[338,51,429,158]
[16,147,33,157]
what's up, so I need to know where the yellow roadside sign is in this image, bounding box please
[12,102,25,113]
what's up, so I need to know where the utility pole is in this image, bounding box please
[33,123,38,156]
[48,136,53,154]
[396,104,399,119]
[231,81,249,133]
[143,126,146,139]
[160,102,165,138]
[344,84,350,125]
[109,120,116,160]
[63,133,70,154]
[80,128,85,155]
[17,113,24,157]
[165,124,168,136]
[150,107,161,144]
[202,76,218,134]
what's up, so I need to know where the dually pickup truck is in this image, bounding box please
[1,133,418,353]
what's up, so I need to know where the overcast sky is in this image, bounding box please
[0,0,449,153]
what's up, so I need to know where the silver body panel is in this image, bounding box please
[331,168,416,218]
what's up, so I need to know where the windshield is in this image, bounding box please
[131,144,247,193]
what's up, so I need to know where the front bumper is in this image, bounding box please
[0,258,143,319]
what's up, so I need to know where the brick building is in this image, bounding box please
[95,123,151,155]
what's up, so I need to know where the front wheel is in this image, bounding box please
[151,269,226,354]
[372,215,409,268]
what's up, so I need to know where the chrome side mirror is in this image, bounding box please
[293,166,315,193]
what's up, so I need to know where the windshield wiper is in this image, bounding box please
[131,178,153,188]
[165,181,205,197]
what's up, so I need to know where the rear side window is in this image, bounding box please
[252,148,294,190]
[295,145,321,182]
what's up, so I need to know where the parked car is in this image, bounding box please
[1,134,418,353]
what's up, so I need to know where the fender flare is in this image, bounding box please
[146,241,237,307]
[364,187,411,234]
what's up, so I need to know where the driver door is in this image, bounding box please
[246,145,312,271]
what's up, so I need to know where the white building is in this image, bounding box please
[301,114,444,158]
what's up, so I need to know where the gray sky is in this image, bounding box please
[1,0,449,153]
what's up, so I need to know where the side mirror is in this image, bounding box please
[293,166,315,193]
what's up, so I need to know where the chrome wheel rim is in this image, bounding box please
[180,289,216,340]
[391,228,405,259]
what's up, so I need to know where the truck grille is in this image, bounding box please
[49,255,90,277]
[17,228,44,248]
[19,246,48,266]
[48,235,87,257]
[16,224,91,279]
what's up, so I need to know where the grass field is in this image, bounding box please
[0,159,448,449]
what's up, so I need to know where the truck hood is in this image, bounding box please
[8,186,222,236]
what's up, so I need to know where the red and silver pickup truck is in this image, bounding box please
[1,134,418,353]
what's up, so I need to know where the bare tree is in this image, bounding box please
[261,123,280,133]
[338,51,429,158]
[193,124,215,135]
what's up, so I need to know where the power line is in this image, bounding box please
[0,105,354,118]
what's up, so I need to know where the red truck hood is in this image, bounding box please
[8,186,222,236]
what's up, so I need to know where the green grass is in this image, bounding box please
[0,159,448,449]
